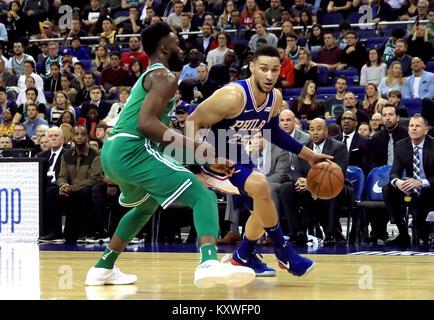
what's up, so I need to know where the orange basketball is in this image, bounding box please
[307,161,344,200]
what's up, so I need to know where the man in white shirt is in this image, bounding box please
[17,61,44,91]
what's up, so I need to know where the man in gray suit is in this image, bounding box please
[0,59,17,87]
[279,118,349,245]
[279,109,311,170]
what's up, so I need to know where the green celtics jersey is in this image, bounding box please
[110,63,176,142]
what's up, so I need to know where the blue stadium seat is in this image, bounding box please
[401,99,422,116]
[120,48,130,54]
[348,86,365,96]
[317,66,328,86]
[326,119,336,126]
[335,69,358,77]
[321,13,344,25]
[44,91,53,101]
[317,87,336,95]
[94,74,100,85]
[36,62,43,74]
[365,165,391,202]
[346,12,363,24]
[283,88,302,98]
[366,37,386,48]
[317,94,331,100]
[346,166,366,243]
[114,10,130,19]
[426,61,434,73]
[189,104,199,113]
[74,107,81,120]
[297,37,307,47]
[81,60,92,72]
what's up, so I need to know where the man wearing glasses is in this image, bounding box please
[336,31,368,72]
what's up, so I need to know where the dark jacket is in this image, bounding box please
[37,147,67,186]
[334,132,370,176]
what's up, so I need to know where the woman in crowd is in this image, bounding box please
[358,122,373,138]
[252,11,269,28]
[103,86,130,124]
[128,59,143,86]
[31,123,49,146]
[307,23,324,54]
[378,61,405,98]
[217,0,236,29]
[5,0,26,46]
[298,9,313,39]
[60,123,73,147]
[91,45,111,77]
[56,110,76,127]
[277,20,294,48]
[360,83,381,117]
[294,47,318,88]
[241,0,262,28]
[375,98,389,114]
[0,108,14,136]
[16,76,47,107]
[360,48,387,87]
[60,74,78,107]
[49,91,76,126]
[290,80,323,120]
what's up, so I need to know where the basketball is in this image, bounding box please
[307,161,344,200]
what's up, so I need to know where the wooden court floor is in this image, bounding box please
[0,244,433,300]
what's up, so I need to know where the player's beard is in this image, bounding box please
[168,53,184,72]
[254,77,272,93]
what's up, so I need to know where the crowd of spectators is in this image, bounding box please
[0,0,433,246]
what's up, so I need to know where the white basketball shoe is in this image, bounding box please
[85,266,137,286]
[194,258,256,289]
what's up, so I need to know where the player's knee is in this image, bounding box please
[246,174,271,199]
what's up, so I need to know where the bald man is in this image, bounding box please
[279,118,349,245]
[279,109,311,168]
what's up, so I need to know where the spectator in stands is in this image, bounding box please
[335,110,370,176]
[33,20,60,40]
[327,0,352,17]
[224,10,247,40]
[360,83,381,117]
[279,118,349,245]
[7,40,35,76]
[24,0,49,35]
[67,18,88,40]
[402,0,429,33]
[179,64,219,104]
[41,42,62,78]
[336,21,350,50]
[207,31,231,69]
[378,61,405,98]
[23,103,48,139]
[17,60,42,90]
[290,80,323,120]
[385,0,405,19]
[217,0,235,28]
[370,0,394,23]
[386,39,413,77]
[103,86,129,124]
[323,76,348,119]
[374,98,389,114]
[264,0,283,26]
[91,45,111,78]
[248,22,279,51]
[358,122,373,138]
[5,1,26,45]
[12,122,35,148]
[191,0,213,30]
[388,90,408,117]
[99,16,117,45]
[60,50,80,77]
[57,124,103,243]
[297,9,314,38]
[82,86,111,120]
[67,36,89,61]
[128,59,143,86]
[370,112,383,133]
[208,49,236,87]
[285,32,301,65]
[0,108,14,136]
[32,124,49,146]
[277,46,295,89]
[0,58,17,88]
[383,114,433,246]
[0,45,9,70]
[16,76,46,107]
[360,48,387,87]
[293,47,318,88]
[36,132,49,151]
[289,0,317,25]
[76,72,96,106]
[43,62,62,95]
[425,7,434,46]
[241,0,263,28]
[196,23,215,56]
[117,6,142,41]
[180,49,206,83]
[95,123,109,143]
[277,20,294,48]
[314,31,343,72]
[380,27,406,62]
[60,123,73,147]
[337,31,368,72]
[307,23,324,54]
[0,133,13,149]
[49,91,76,126]
[56,110,76,128]
[100,52,129,98]
[337,91,370,125]
[167,1,184,28]
[37,126,67,242]
[37,42,48,64]
[180,12,198,52]
[142,7,156,29]
[120,36,149,72]
[252,11,269,28]
[60,74,78,107]
[79,104,103,138]
[407,24,433,65]
[13,87,46,122]
[0,86,17,116]
[169,105,188,134]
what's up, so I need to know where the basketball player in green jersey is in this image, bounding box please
[85,22,255,289]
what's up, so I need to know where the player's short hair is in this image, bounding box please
[253,45,280,61]
[141,22,173,56]
[388,90,402,98]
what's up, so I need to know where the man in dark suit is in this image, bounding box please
[382,115,434,245]
[279,118,349,245]
[334,111,369,176]
[196,23,215,56]
[81,86,112,120]
[12,122,35,150]
[368,103,409,244]
[38,126,67,242]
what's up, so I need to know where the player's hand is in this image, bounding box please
[210,157,236,177]
[308,152,333,168]
[295,178,308,192]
